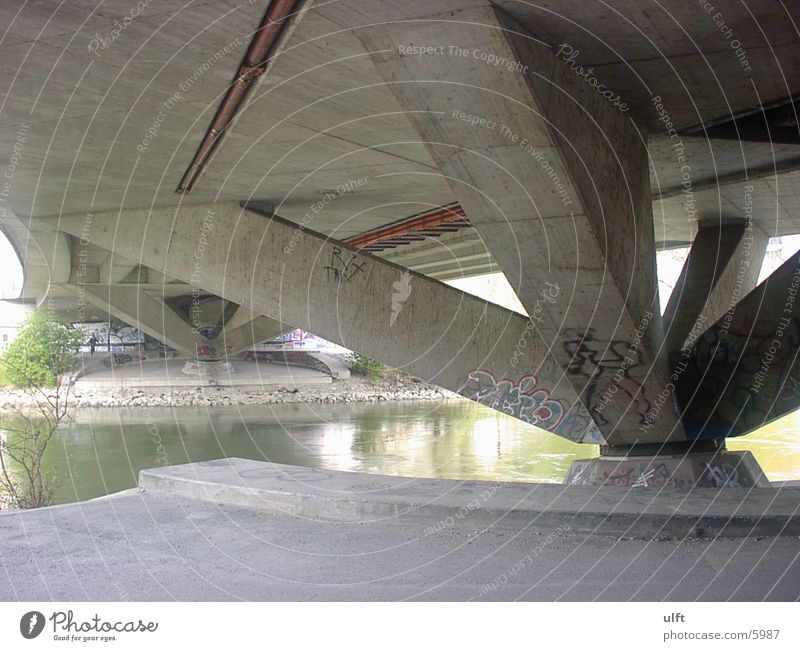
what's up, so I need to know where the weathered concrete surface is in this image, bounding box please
[139,458,800,539]
[3,0,798,251]
[218,315,287,357]
[677,250,800,438]
[73,284,285,360]
[358,5,680,444]
[567,450,769,489]
[1,467,799,601]
[663,221,768,356]
[309,351,351,379]
[98,255,139,285]
[3,209,71,303]
[51,203,602,443]
[74,284,207,359]
[223,306,261,332]
[5,0,800,463]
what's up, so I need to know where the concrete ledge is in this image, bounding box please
[139,458,800,539]
[308,352,351,379]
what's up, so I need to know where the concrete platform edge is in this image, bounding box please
[139,458,800,539]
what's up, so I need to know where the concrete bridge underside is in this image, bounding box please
[4,0,800,486]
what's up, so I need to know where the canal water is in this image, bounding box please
[15,399,800,504]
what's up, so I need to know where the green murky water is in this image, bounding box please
[4,399,800,504]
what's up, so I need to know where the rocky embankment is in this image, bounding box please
[0,375,455,410]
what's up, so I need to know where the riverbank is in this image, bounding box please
[0,374,454,410]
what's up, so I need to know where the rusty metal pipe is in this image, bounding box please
[177,0,298,193]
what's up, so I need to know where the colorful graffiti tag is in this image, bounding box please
[457,369,565,431]
[244,350,330,375]
[74,322,153,352]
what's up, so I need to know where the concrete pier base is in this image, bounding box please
[566,445,769,488]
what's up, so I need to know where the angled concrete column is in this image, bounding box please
[676,250,800,438]
[221,314,287,356]
[75,285,208,359]
[52,203,602,443]
[663,221,768,356]
[225,307,261,331]
[99,253,140,285]
[358,5,680,444]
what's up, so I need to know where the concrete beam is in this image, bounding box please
[663,221,768,356]
[51,202,602,443]
[224,307,260,331]
[99,253,140,285]
[221,314,287,357]
[653,155,800,200]
[358,5,682,443]
[73,285,208,359]
[675,250,800,438]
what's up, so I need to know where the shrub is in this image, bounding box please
[1,309,83,388]
[348,352,387,380]
[0,309,81,509]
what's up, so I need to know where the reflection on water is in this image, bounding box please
[6,398,800,504]
[41,400,593,504]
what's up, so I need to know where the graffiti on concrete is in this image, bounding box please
[562,327,652,426]
[324,246,367,283]
[116,325,145,344]
[457,369,565,430]
[599,461,741,489]
[700,462,742,488]
[601,463,675,488]
[75,322,158,352]
[569,455,756,488]
[556,405,604,443]
[675,258,800,437]
[196,344,218,358]
[244,350,330,375]
[679,315,800,433]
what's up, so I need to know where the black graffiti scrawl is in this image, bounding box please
[324,246,367,283]
[562,327,652,426]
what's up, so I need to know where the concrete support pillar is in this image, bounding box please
[221,313,287,356]
[676,249,800,438]
[51,203,602,443]
[567,441,769,488]
[75,285,208,359]
[357,5,680,444]
[663,221,768,356]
